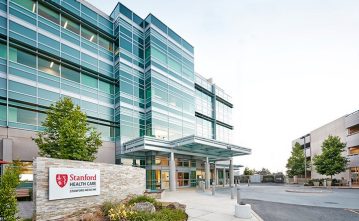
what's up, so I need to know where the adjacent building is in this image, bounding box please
[0,0,250,190]
[293,110,359,185]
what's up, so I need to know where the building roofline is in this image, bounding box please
[77,0,113,20]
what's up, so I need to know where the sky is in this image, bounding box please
[86,0,359,173]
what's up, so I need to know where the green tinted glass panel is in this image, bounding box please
[61,66,80,83]
[38,57,60,76]
[9,107,37,125]
[0,105,6,121]
[99,81,112,94]
[38,3,59,24]
[81,26,97,43]
[168,58,181,73]
[12,0,36,12]
[99,35,112,51]
[151,47,166,64]
[0,43,6,59]
[10,47,36,68]
[61,15,80,35]
[82,74,97,88]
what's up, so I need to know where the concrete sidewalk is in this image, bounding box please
[160,188,262,221]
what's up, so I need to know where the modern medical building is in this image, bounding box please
[293,110,359,186]
[0,0,251,190]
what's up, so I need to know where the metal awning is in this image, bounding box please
[122,135,251,161]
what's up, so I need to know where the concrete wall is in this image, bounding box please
[33,157,146,221]
[310,116,349,180]
[0,127,115,164]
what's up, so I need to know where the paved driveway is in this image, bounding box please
[160,188,262,221]
[246,199,359,221]
[217,184,359,209]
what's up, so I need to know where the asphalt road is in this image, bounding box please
[245,199,359,221]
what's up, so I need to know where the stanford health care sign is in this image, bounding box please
[49,168,100,200]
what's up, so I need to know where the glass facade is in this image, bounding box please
[1,0,235,188]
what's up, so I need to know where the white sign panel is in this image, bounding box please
[49,168,100,200]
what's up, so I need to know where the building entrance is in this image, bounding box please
[177,172,190,187]
[351,167,359,186]
[161,171,169,189]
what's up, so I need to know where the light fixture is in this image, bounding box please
[32,3,36,13]
[89,35,94,42]
[63,21,68,29]
[50,62,54,68]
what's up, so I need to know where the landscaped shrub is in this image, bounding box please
[104,195,187,221]
[102,201,116,217]
[108,204,135,221]
[130,208,187,221]
[128,195,162,209]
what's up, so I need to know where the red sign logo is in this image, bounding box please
[56,174,68,188]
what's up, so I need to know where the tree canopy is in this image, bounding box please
[313,135,349,179]
[256,168,271,175]
[286,142,309,177]
[34,97,102,161]
[243,167,255,175]
[0,161,22,221]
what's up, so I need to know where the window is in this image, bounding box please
[151,47,166,64]
[38,3,59,24]
[81,26,97,43]
[0,43,6,59]
[38,57,60,76]
[9,107,37,125]
[349,125,359,136]
[99,35,113,51]
[61,66,80,83]
[82,74,97,88]
[12,0,36,13]
[61,15,80,35]
[99,81,113,94]
[0,105,6,121]
[120,37,132,52]
[9,47,36,68]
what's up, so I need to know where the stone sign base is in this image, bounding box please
[33,157,145,221]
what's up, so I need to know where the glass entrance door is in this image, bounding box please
[161,171,169,189]
[177,172,190,187]
[351,167,359,186]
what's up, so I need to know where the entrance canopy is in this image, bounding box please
[122,135,251,161]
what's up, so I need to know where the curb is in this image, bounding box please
[251,210,264,221]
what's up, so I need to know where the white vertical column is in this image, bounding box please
[169,152,176,191]
[205,157,210,189]
[214,161,217,186]
[223,167,226,186]
[230,158,234,187]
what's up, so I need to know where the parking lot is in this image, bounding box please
[216,184,359,221]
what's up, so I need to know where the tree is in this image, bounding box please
[313,135,349,180]
[256,168,271,175]
[243,167,255,175]
[286,142,309,178]
[0,161,22,221]
[35,97,102,161]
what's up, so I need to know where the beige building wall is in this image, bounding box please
[310,116,349,180]
[0,127,115,164]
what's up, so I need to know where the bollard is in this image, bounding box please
[238,179,240,186]
[231,187,235,199]
[201,181,205,192]
[237,187,241,204]
[212,185,215,196]
[235,180,238,187]
[248,179,250,186]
